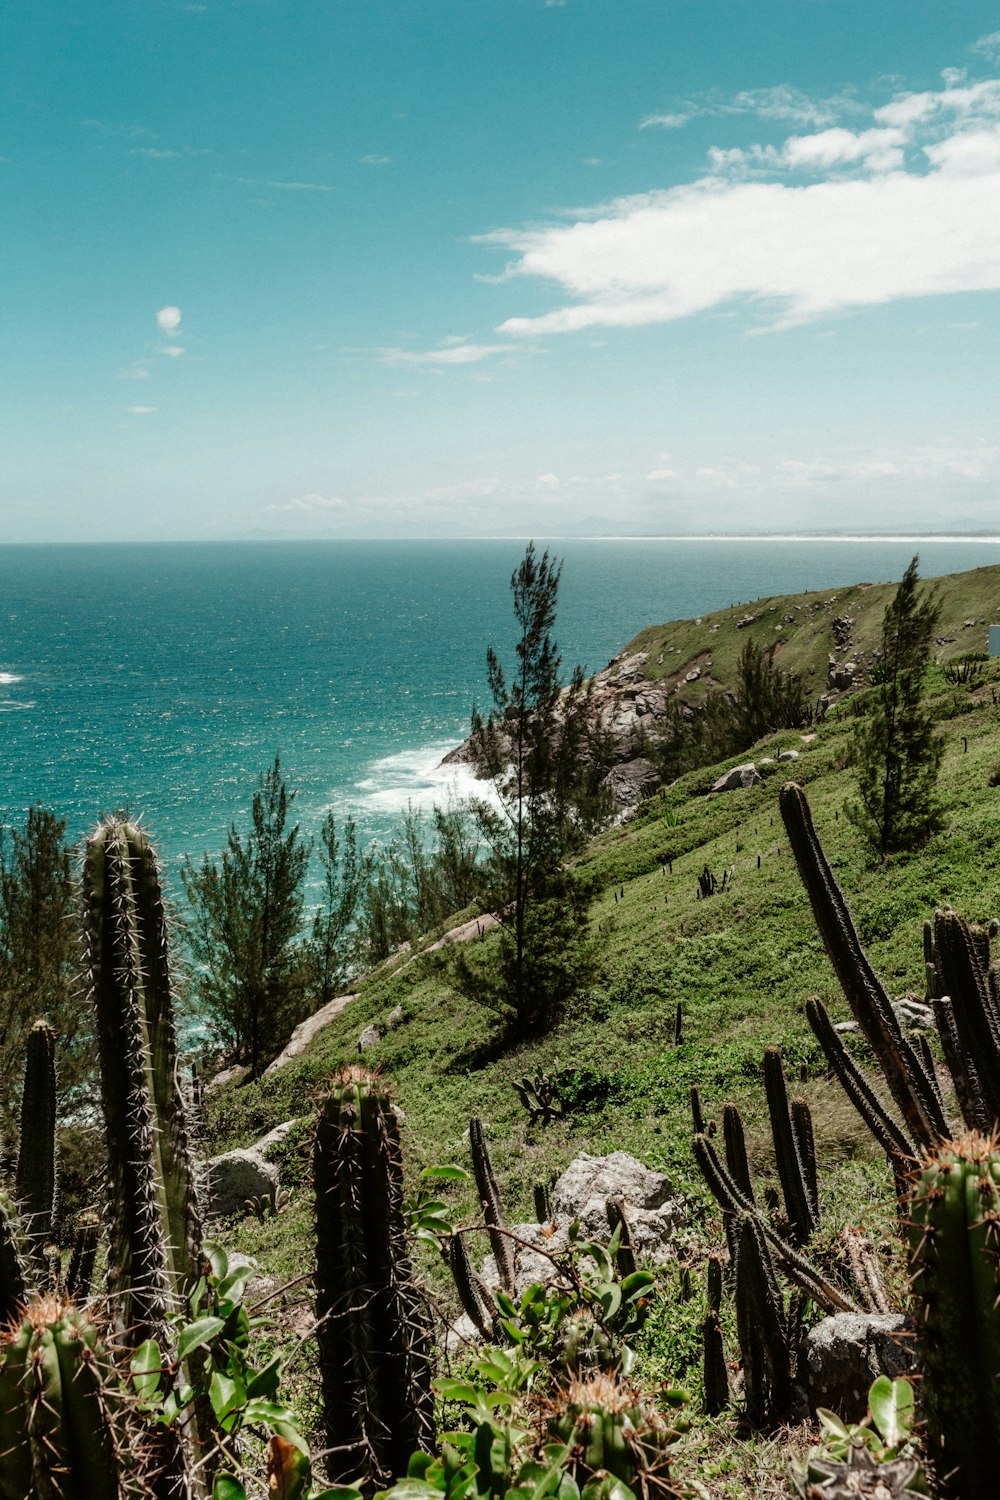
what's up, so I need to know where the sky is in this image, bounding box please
[3,0,1000,542]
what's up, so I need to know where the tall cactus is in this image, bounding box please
[82,817,203,1343]
[314,1066,434,1492]
[762,1047,817,1243]
[0,1294,125,1499]
[14,1019,58,1274]
[779,782,947,1148]
[908,1132,1000,1499]
[702,1254,729,1416]
[734,1214,791,1427]
[469,1115,515,1294]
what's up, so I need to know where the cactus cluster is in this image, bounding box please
[547,1372,685,1500]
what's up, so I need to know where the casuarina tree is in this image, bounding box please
[456,543,608,1038]
[849,555,944,860]
[182,755,310,1075]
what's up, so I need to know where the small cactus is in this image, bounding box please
[547,1371,685,1497]
[14,1019,58,1274]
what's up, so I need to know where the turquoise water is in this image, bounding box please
[2,537,999,875]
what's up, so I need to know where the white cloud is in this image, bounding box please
[645,468,677,481]
[782,126,905,172]
[232,176,337,192]
[381,341,514,365]
[483,79,1000,338]
[972,31,1000,62]
[161,345,186,357]
[777,445,999,484]
[361,154,390,166]
[640,113,691,130]
[117,361,151,380]
[266,493,350,514]
[127,405,158,415]
[535,473,560,489]
[723,84,844,126]
[156,306,182,333]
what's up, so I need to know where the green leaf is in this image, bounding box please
[869,1375,914,1450]
[212,1477,247,1500]
[247,1355,282,1399]
[619,1271,655,1299]
[209,1370,242,1424]
[130,1340,162,1403]
[242,1398,297,1427]
[816,1408,851,1441]
[207,1243,230,1282]
[434,1378,481,1405]
[597,1284,622,1322]
[178,1316,226,1363]
[420,1165,469,1183]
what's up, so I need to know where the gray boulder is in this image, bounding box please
[358,1024,384,1052]
[250,1117,303,1157]
[893,997,934,1030]
[552,1151,685,1260]
[776,749,799,763]
[203,1148,278,1220]
[711,763,762,792]
[800,1313,914,1422]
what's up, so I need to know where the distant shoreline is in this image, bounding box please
[3,533,1000,548]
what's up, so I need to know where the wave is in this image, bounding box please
[0,672,24,685]
[331,740,497,820]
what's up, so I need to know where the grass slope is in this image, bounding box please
[205,567,1000,1496]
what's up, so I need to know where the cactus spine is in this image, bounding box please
[82,817,203,1343]
[908,1132,1000,1498]
[548,1373,683,1493]
[469,1115,515,1294]
[0,1294,124,1499]
[314,1067,434,1492]
[14,1019,57,1274]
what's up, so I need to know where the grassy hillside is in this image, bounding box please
[626,559,1000,703]
[204,565,1000,1496]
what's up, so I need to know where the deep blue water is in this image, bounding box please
[2,537,999,878]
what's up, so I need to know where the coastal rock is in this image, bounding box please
[358,1024,383,1052]
[205,1063,249,1093]
[264,993,357,1075]
[203,1148,278,1220]
[711,763,762,792]
[777,749,799,763]
[606,757,661,809]
[800,1313,914,1422]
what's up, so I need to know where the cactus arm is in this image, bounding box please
[735,1215,790,1426]
[763,1048,816,1243]
[14,1020,57,1273]
[805,999,918,1166]
[721,1104,756,1205]
[0,1320,33,1500]
[447,1234,495,1341]
[66,1212,100,1304]
[935,911,1000,1126]
[934,996,991,1131]
[790,1097,819,1222]
[779,782,946,1147]
[468,1116,515,1295]
[0,1193,29,1326]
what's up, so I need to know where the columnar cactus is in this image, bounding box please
[762,1047,817,1243]
[908,1132,1000,1498]
[779,782,948,1148]
[82,817,203,1343]
[14,1019,57,1274]
[734,1214,791,1428]
[314,1066,434,1492]
[0,1294,125,1499]
[702,1255,729,1416]
[469,1115,515,1294]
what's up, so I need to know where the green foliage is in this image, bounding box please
[734,636,811,745]
[791,1376,928,1498]
[182,755,311,1076]
[848,557,945,859]
[311,811,369,1006]
[458,543,609,1040]
[0,805,93,1124]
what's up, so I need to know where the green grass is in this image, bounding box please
[202,575,1000,1495]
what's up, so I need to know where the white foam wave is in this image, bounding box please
[352,741,496,816]
[0,672,23,685]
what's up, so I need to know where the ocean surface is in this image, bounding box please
[2,537,999,883]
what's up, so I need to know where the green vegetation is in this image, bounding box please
[182,755,312,1077]
[457,542,609,1039]
[4,558,1000,1496]
[850,557,945,859]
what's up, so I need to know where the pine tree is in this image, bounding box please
[457,543,608,1038]
[182,756,310,1075]
[849,556,944,859]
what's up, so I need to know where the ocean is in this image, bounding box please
[2,537,999,879]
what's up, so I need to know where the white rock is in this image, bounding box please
[203,1149,278,1220]
[711,764,761,792]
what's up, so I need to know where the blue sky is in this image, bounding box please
[4,0,1000,541]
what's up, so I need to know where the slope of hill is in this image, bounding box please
[204,563,1000,1496]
